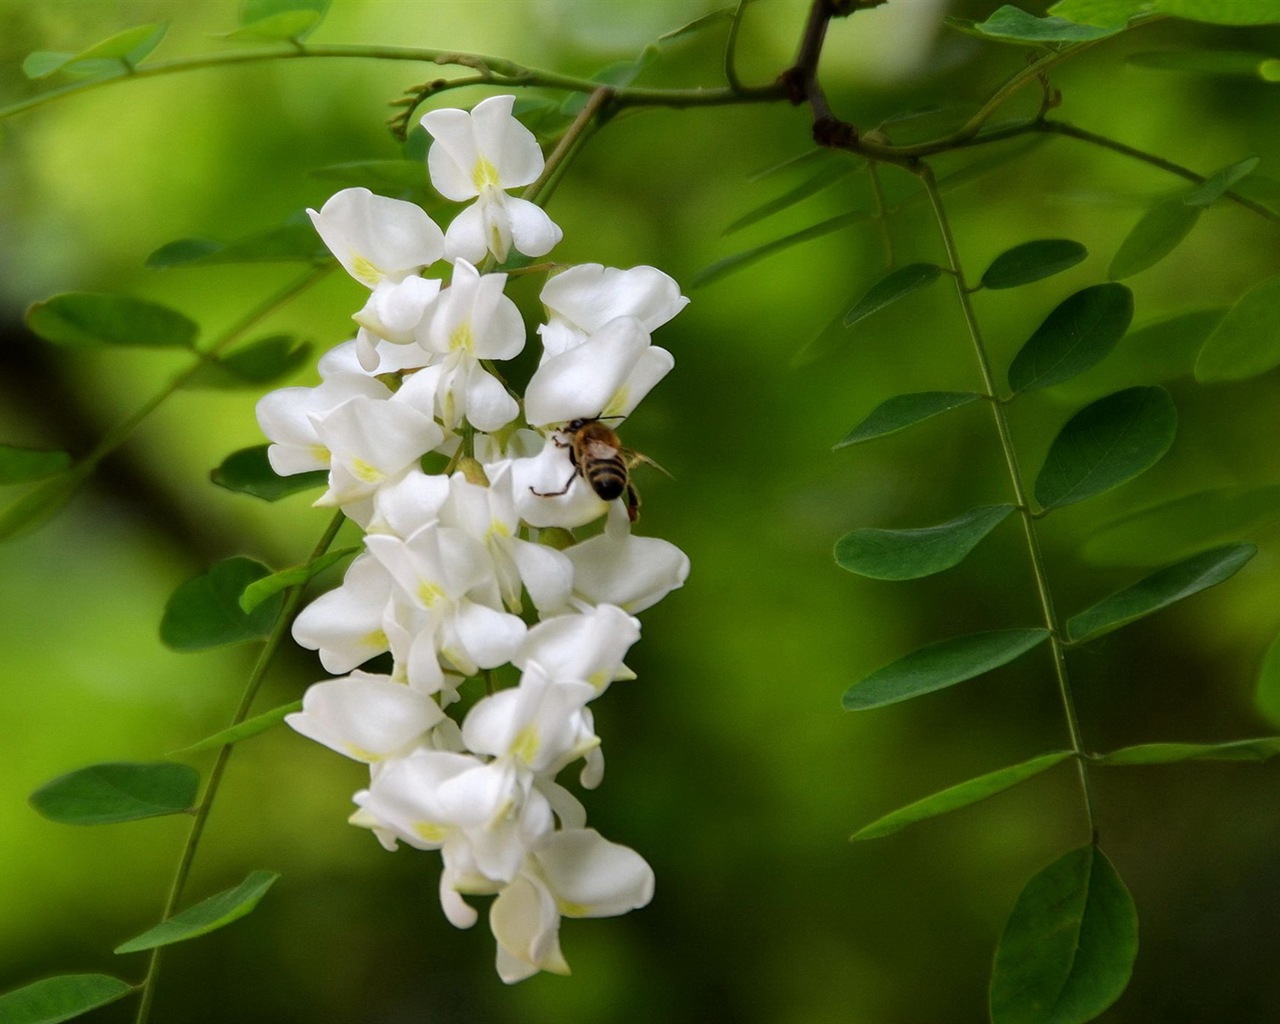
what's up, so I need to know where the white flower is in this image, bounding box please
[421,94,563,263]
[308,186,445,288]
[510,436,610,530]
[285,671,444,763]
[291,553,393,675]
[565,505,691,613]
[514,605,641,693]
[539,263,689,359]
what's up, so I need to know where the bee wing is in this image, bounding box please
[621,447,673,479]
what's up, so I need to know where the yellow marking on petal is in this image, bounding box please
[351,457,383,484]
[308,445,332,465]
[602,389,629,419]
[418,580,447,608]
[511,725,540,764]
[471,156,501,190]
[588,670,609,690]
[450,322,476,353]
[350,254,383,288]
[557,899,590,917]
[361,628,388,649]
[413,821,449,843]
[343,743,382,763]
[488,519,512,540]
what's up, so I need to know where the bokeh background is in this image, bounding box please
[3,2,1280,1022]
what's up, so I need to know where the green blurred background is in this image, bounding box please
[3,2,1280,1021]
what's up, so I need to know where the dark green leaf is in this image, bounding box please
[1185,156,1260,207]
[724,164,859,235]
[29,762,199,825]
[211,445,327,501]
[959,5,1122,43]
[1008,284,1133,393]
[1126,49,1270,76]
[0,974,134,1024]
[1083,484,1280,566]
[658,4,735,42]
[115,870,280,954]
[26,293,198,350]
[1153,0,1280,25]
[160,557,283,651]
[182,336,311,389]
[0,445,73,484]
[1034,387,1177,509]
[1108,199,1201,280]
[844,263,943,328]
[852,751,1073,841]
[981,239,1089,289]
[239,547,358,612]
[1067,542,1255,642]
[169,701,303,756]
[0,472,84,543]
[835,505,1014,581]
[1194,274,1280,381]
[834,391,983,447]
[1256,632,1280,728]
[1094,737,1280,764]
[843,628,1050,710]
[694,209,868,287]
[146,223,329,269]
[990,845,1137,1024]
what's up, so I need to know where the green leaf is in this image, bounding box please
[115,870,280,954]
[1034,387,1177,509]
[1067,542,1255,642]
[835,505,1014,581]
[29,762,199,825]
[1047,0,1149,27]
[1184,156,1260,207]
[1108,199,1201,280]
[22,52,77,80]
[182,336,311,389]
[834,391,983,447]
[0,974,134,1024]
[1194,274,1280,382]
[73,22,167,65]
[146,223,329,269]
[0,472,84,543]
[1008,284,1133,393]
[724,164,859,235]
[843,628,1050,710]
[1094,737,1280,764]
[844,263,943,328]
[1083,484,1280,566]
[960,5,1123,43]
[26,293,198,350]
[1126,49,1270,76]
[1257,631,1280,728]
[693,209,868,287]
[658,4,735,42]
[169,700,303,756]
[1153,0,1280,25]
[990,845,1137,1024]
[0,445,73,484]
[160,557,284,651]
[852,751,1073,841]
[239,547,358,612]
[560,47,657,115]
[211,445,327,501]
[981,239,1089,289]
[235,0,330,39]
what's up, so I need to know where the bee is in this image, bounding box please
[529,415,664,522]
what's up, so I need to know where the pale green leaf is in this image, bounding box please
[724,164,858,235]
[72,22,167,65]
[843,629,1050,710]
[1194,274,1280,382]
[955,5,1123,43]
[658,4,735,42]
[1067,543,1256,642]
[1126,50,1271,76]
[1048,0,1151,27]
[1094,737,1280,764]
[0,974,134,1024]
[146,223,328,269]
[1008,283,1133,393]
[981,239,1088,289]
[843,263,943,328]
[169,701,303,756]
[852,751,1073,841]
[1256,633,1280,728]
[1184,156,1260,207]
[834,391,983,447]
[835,505,1014,581]
[990,845,1137,1024]
[1153,0,1280,25]
[1108,199,1201,279]
[114,870,280,953]
[1034,387,1176,509]
[22,52,77,79]
[29,762,199,825]
[239,547,359,612]
[26,293,198,349]
[160,557,283,651]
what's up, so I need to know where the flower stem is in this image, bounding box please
[134,510,347,1024]
[523,86,614,209]
[915,161,1097,838]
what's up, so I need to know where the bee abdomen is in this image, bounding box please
[586,461,628,500]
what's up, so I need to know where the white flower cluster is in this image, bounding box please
[255,95,690,983]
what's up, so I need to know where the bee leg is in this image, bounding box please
[624,482,641,522]
[529,472,578,499]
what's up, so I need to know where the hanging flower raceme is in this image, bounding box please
[257,93,689,983]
